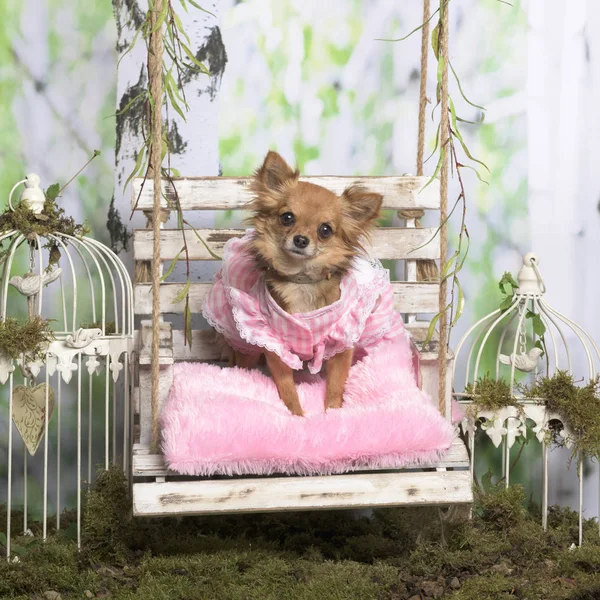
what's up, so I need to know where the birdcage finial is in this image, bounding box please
[517,252,545,295]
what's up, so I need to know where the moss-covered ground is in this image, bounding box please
[1,468,599,600]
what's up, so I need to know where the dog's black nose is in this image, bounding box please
[293,235,309,249]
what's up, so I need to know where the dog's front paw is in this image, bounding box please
[289,404,305,417]
[325,395,344,411]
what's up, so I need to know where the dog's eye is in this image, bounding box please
[279,212,295,226]
[318,223,333,239]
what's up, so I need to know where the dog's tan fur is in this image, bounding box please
[219,151,383,416]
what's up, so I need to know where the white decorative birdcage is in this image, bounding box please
[452,252,600,544]
[1,174,134,557]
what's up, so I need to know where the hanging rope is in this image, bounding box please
[437,0,450,418]
[149,0,164,453]
[399,0,438,283]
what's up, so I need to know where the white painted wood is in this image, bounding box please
[132,435,470,478]
[133,443,152,455]
[420,353,454,418]
[403,216,418,325]
[131,176,441,212]
[134,281,441,315]
[138,366,173,447]
[138,320,174,365]
[133,387,140,416]
[133,227,440,261]
[132,469,472,516]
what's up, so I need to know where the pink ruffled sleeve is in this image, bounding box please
[202,234,303,370]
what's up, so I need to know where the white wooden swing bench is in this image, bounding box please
[129,175,473,517]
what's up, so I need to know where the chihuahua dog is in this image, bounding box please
[204,150,384,416]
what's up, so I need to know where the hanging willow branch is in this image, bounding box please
[116,0,212,451]
[382,1,495,348]
[118,0,211,352]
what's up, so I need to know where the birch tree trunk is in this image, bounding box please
[111,0,226,269]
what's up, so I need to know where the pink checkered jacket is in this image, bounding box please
[202,230,412,374]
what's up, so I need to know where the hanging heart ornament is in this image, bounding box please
[12,384,55,456]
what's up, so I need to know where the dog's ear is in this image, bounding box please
[340,185,383,229]
[254,151,298,191]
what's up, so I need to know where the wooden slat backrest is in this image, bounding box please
[132,175,440,357]
[132,176,440,211]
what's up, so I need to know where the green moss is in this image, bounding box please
[0,194,89,270]
[465,373,514,411]
[523,371,600,461]
[0,473,599,599]
[0,315,55,360]
[477,482,526,531]
[466,372,600,462]
[447,573,515,599]
[80,466,131,563]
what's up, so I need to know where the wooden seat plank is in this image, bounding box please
[133,470,472,516]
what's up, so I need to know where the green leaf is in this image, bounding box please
[184,220,223,259]
[526,311,546,337]
[172,6,192,46]
[498,272,518,293]
[448,96,459,133]
[174,279,190,303]
[456,115,483,125]
[0,532,7,546]
[425,122,441,164]
[450,61,486,112]
[431,22,440,59]
[534,339,546,357]
[440,250,459,280]
[451,117,490,173]
[424,303,451,345]
[124,145,147,191]
[187,0,216,17]
[166,80,187,121]
[184,299,193,349]
[454,227,470,275]
[457,163,489,185]
[499,296,514,311]
[376,8,440,43]
[113,91,146,117]
[451,278,465,326]
[420,143,445,193]
[161,248,185,281]
[45,183,60,200]
[436,54,444,89]
[165,68,188,106]
[180,41,210,74]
